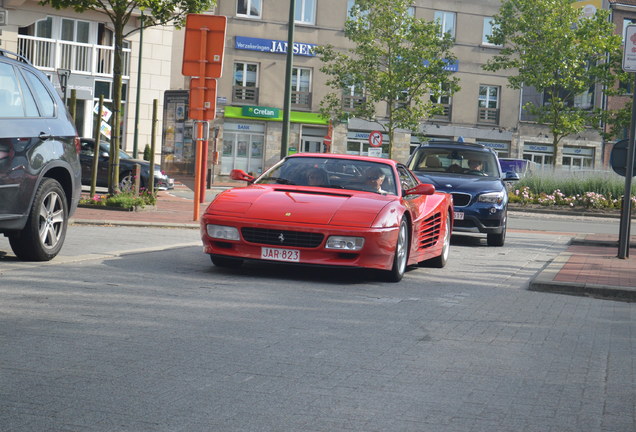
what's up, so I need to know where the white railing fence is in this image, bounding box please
[17,35,130,78]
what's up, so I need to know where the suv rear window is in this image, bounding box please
[0,63,24,117]
[23,68,55,117]
[0,62,49,117]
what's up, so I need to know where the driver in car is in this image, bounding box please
[468,159,485,174]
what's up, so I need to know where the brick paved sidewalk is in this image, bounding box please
[530,234,636,302]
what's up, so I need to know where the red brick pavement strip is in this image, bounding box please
[530,234,636,302]
[555,244,636,288]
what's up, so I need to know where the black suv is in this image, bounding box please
[0,49,81,260]
[407,141,519,246]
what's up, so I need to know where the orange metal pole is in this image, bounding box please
[193,27,208,220]
[200,131,208,204]
[193,121,202,220]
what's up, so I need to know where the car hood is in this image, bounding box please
[414,172,504,194]
[207,186,392,227]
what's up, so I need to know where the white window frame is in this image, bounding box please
[295,0,316,25]
[236,0,262,19]
[61,18,90,43]
[434,11,456,39]
[479,85,499,109]
[292,67,312,92]
[233,62,259,87]
[482,17,501,47]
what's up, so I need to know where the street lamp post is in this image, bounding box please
[280,0,296,159]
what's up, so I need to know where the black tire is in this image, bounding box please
[424,213,451,268]
[381,217,409,282]
[487,210,507,247]
[9,178,68,261]
[210,255,243,268]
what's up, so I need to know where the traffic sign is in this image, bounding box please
[369,130,383,147]
[623,25,636,72]
[189,77,217,121]
[182,14,227,78]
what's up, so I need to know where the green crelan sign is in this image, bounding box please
[242,105,279,118]
[226,106,328,125]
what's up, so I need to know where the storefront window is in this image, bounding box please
[221,122,265,175]
[562,147,594,170]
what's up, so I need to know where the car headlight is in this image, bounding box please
[206,224,240,240]
[478,191,505,204]
[325,236,364,251]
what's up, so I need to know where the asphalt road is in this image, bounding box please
[1,225,634,431]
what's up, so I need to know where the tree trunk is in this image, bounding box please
[109,17,124,194]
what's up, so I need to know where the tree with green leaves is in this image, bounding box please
[315,0,459,160]
[483,0,625,166]
[40,0,215,192]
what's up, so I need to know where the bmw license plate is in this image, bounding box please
[261,247,300,262]
[454,212,464,220]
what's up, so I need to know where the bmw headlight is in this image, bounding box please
[478,191,505,204]
[326,236,364,251]
[207,224,240,240]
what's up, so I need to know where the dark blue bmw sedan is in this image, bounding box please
[407,141,519,246]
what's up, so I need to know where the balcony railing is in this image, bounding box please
[342,94,365,110]
[232,85,259,103]
[17,35,130,78]
[291,91,312,109]
[478,107,500,124]
[431,103,452,121]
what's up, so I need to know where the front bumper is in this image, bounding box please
[200,213,399,271]
[452,203,507,234]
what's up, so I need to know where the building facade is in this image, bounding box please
[0,0,617,180]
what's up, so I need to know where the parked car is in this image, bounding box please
[407,141,519,246]
[200,153,454,282]
[79,137,174,191]
[0,48,81,260]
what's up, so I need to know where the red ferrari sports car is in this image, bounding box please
[200,153,453,282]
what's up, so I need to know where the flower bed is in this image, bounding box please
[509,186,636,210]
[79,190,157,211]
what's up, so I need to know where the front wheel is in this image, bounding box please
[9,178,68,261]
[487,211,507,247]
[381,217,409,282]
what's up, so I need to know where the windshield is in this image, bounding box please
[409,147,500,177]
[254,156,398,195]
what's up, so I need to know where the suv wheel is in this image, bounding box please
[487,211,507,247]
[9,178,68,261]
